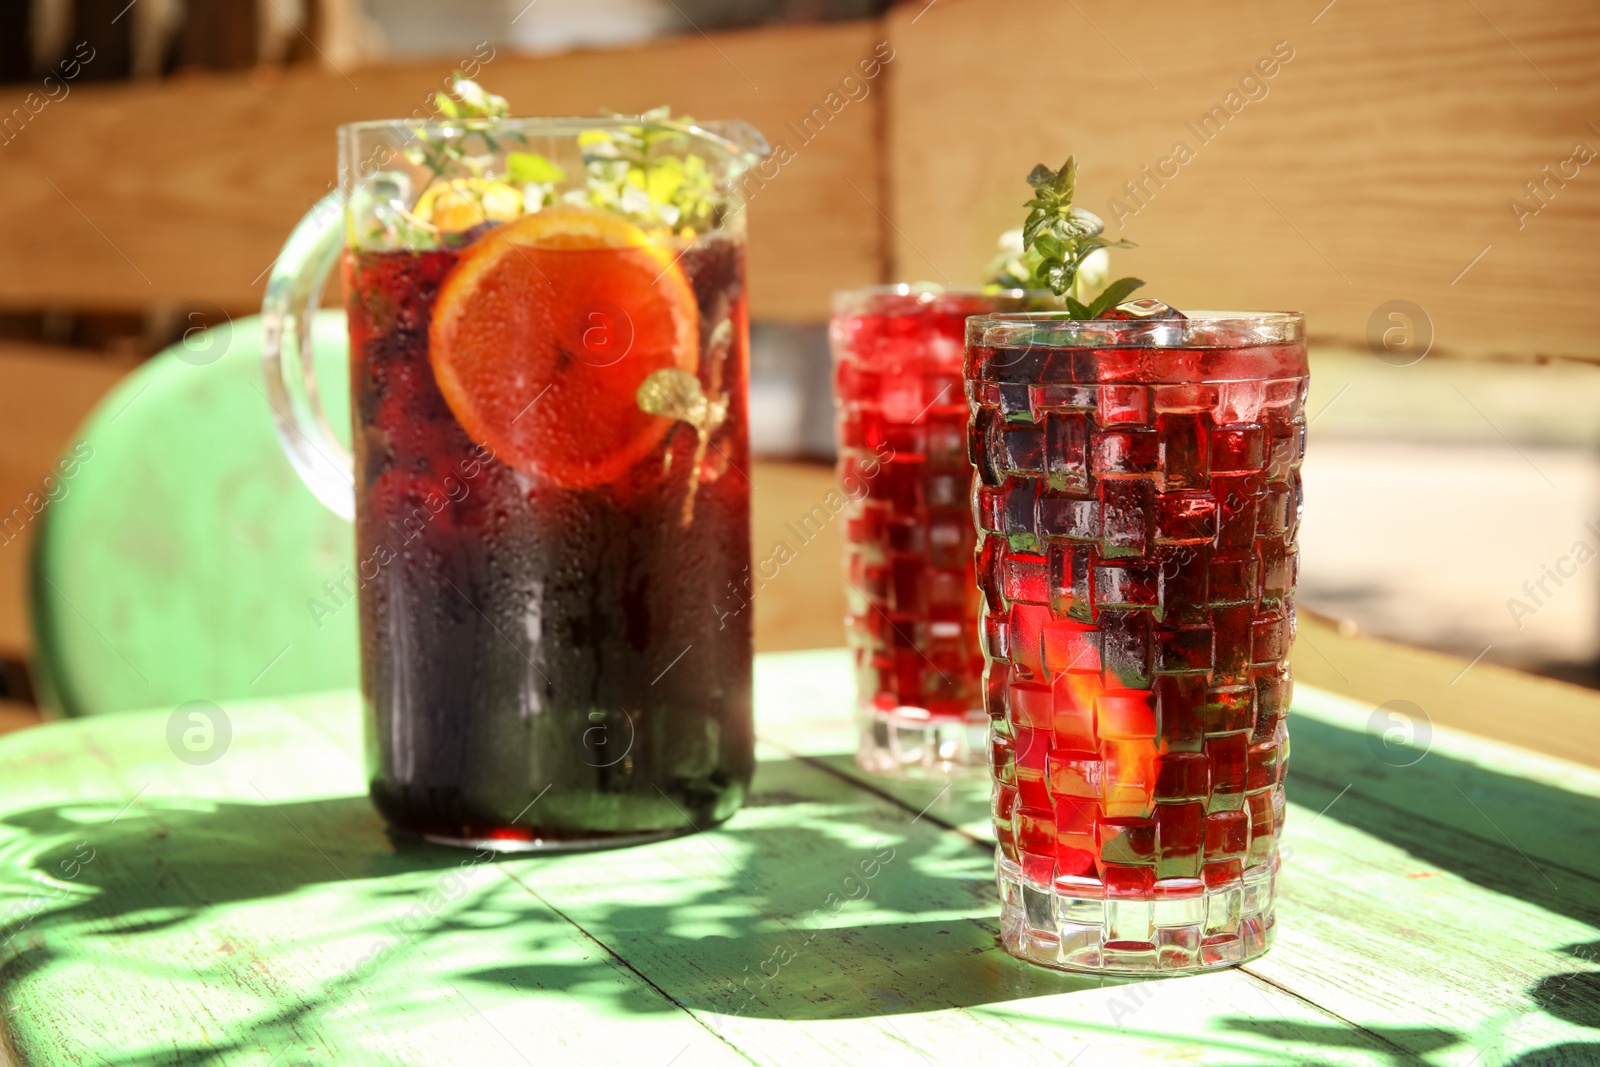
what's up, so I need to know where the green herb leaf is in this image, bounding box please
[577,107,726,231]
[394,90,731,247]
[638,369,711,427]
[1082,276,1146,319]
[450,75,509,119]
[409,73,518,202]
[507,152,566,184]
[988,155,1141,308]
[637,365,730,527]
[1054,157,1076,204]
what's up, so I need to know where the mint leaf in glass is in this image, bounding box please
[637,365,730,525]
[507,152,565,184]
[573,108,725,232]
[989,156,1146,315]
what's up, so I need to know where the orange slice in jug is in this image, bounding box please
[428,206,700,489]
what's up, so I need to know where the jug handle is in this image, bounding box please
[260,191,354,520]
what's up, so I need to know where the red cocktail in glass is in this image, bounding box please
[832,287,1028,775]
[345,228,753,847]
[966,307,1307,974]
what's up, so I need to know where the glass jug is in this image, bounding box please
[261,113,766,850]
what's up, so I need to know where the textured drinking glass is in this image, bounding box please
[831,286,1029,775]
[261,116,765,850]
[965,310,1307,974]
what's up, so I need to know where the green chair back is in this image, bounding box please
[30,312,357,717]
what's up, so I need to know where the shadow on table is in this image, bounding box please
[0,761,1076,998]
[0,756,1086,1066]
[1216,1020,1600,1067]
[0,725,1594,1066]
[1278,716,1600,1065]
[1285,715,1600,930]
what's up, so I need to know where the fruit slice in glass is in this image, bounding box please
[429,206,701,488]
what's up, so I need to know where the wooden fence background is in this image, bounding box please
[0,0,1596,662]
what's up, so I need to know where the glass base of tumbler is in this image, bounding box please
[996,851,1279,976]
[856,705,987,777]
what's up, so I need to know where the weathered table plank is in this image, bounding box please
[0,652,1594,1066]
[0,708,1390,1066]
[753,651,1600,1065]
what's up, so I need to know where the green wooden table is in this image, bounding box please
[0,650,1596,1066]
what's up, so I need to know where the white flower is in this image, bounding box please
[619,183,652,218]
[1074,248,1111,301]
[451,78,508,117]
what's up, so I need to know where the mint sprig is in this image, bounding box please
[407,73,517,187]
[1075,276,1146,319]
[571,107,722,232]
[637,352,731,526]
[387,88,728,241]
[432,77,508,121]
[1006,156,1144,318]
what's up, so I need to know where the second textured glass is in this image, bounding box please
[965,310,1307,975]
[831,286,1027,775]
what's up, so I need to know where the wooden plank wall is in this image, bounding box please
[5,3,1593,342]
[1,1,1597,686]
[0,20,892,662]
[0,21,889,322]
[882,0,1600,361]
